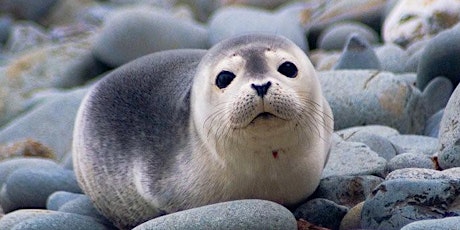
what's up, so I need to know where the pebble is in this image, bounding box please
[0,167,82,213]
[401,216,460,230]
[336,125,400,139]
[0,158,60,187]
[0,0,58,22]
[4,210,109,230]
[317,21,379,51]
[0,16,12,46]
[293,198,349,230]
[322,140,387,178]
[0,88,88,162]
[386,152,435,172]
[383,0,460,47]
[57,195,114,227]
[386,167,460,181]
[375,43,409,73]
[0,139,55,162]
[417,24,460,91]
[46,191,85,211]
[312,175,384,208]
[387,134,439,155]
[92,7,209,67]
[404,48,423,73]
[437,82,460,169]
[361,179,460,230]
[0,209,55,230]
[319,70,446,134]
[333,34,380,70]
[339,202,364,230]
[424,109,443,137]
[344,131,397,161]
[208,6,307,51]
[132,199,297,230]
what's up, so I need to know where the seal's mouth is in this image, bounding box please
[254,112,276,120]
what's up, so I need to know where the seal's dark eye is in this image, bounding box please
[216,71,236,89]
[278,61,298,78]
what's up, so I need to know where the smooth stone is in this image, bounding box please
[383,0,460,47]
[0,0,58,22]
[424,109,443,137]
[417,24,460,90]
[319,70,448,134]
[293,198,348,230]
[323,140,387,178]
[317,21,379,51]
[0,16,12,45]
[386,168,460,181]
[336,125,400,139]
[4,21,50,54]
[333,34,380,70]
[387,135,438,155]
[0,39,93,126]
[0,88,88,162]
[58,195,113,227]
[345,132,397,161]
[375,43,409,73]
[401,216,460,230]
[0,158,60,187]
[93,7,208,67]
[0,209,54,230]
[10,211,109,230]
[339,202,364,230]
[132,199,297,230]
[208,6,307,51]
[46,191,85,211]
[0,167,82,213]
[386,153,435,172]
[404,48,423,73]
[437,83,460,169]
[361,179,460,230]
[312,175,384,208]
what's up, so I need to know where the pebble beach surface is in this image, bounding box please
[1,0,460,229]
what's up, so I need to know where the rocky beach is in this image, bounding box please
[0,0,460,229]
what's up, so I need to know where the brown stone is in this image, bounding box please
[0,139,55,162]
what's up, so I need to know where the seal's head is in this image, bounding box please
[190,35,332,199]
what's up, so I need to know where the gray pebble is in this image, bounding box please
[387,135,438,155]
[345,132,397,161]
[10,211,109,230]
[312,175,384,208]
[323,140,387,178]
[293,198,348,230]
[404,48,423,73]
[336,125,400,139]
[417,24,460,90]
[46,191,85,211]
[361,179,460,230]
[0,209,54,230]
[0,167,82,213]
[58,195,113,227]
[333,34,380,70]
[437,83,460,169]
[386,168,460,181]
[132,199,297,230]
[0,16,12,45]
[386,153,435,172]
[424,109,443,137]
[93,7,208,67]
[0,0,58,22]
[0,158,60,188]
[401,216,460,230]
[375,43,409,73]
[318,21,379,51]
[208,6,307,52]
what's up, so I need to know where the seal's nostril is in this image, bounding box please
[251,81,272,98]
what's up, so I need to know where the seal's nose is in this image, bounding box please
[251,81,272,98]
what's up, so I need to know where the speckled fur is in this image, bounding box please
[73,34,333,229]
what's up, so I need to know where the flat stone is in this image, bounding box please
[323,140,387,178]
[361,179,460,230]
[312,175,384,208]
[318,21,379,51]
[386,168,460,181]
[0,167,82,213]
[345,131,397,161]
[387,153,435,172]
[0,158,60,187]
[132,199,297,230]
[293,198,348,230]
[0,209,54,230]
[333,34,380,70]
[401,216,460,230]
[93,7,208,67]
[388,134,439,155]
[336,125,400,139]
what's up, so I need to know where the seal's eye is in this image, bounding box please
[278,62,298,78]
[216,71,236,89]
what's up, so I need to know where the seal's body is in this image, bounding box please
[73,34,333,229]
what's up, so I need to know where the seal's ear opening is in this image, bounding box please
[278,62,298,78]
[216,71,236,89]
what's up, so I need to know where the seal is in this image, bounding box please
[73,34,333,229]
